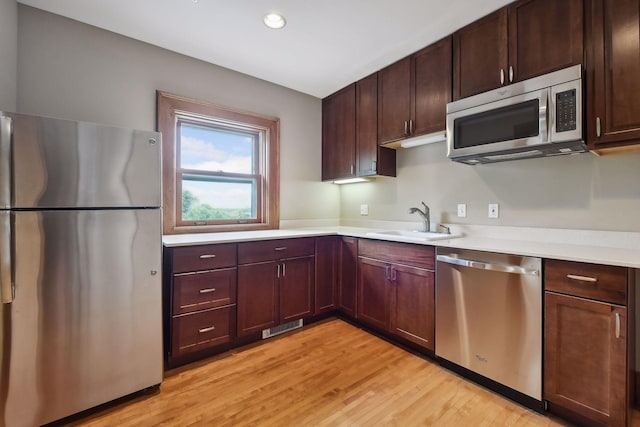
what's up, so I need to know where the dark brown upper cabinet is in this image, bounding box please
[453,9,508,100]
[453,0,583,100]
[321,84,356,181]
[586,0,640,153]
[356,73,396,177]
[322,76,395,181]
[378,37,453,145]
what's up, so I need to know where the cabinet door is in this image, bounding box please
[390,264,434,351]
[237,263,279,336]
[508,0,583,83]
[322,84,356,180]
[544,292,627,426]
[356,74,379,176]
[378,57,411,144]
[587,0,640,149]
[412,36,452,136]
[315,236,338,314]
[338,237,358,317]
[453,8,508,100]
[357,257,391,330]
[280,256,315,323]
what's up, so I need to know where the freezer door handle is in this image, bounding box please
[0,116,11,209]
[436,254,540,276]
[0,211,14,303]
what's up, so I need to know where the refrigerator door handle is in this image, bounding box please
[0,211,13,303]
[0,115,11,209]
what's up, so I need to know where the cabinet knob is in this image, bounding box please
[404,120,408,135]
[199,326,216,333]
[199,254,217,259]
[596,117,602,137]
[509,66,514,83]
[615,312,621,339]
[500,69,505,85]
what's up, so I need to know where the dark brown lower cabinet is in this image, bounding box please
[164,243,239,367]
[543,259,632,427]
[338,236,358,318]
[357,257,391,330]
[390,263,434,350]
[236,238,316,337]
[315,236,339,314]
[237,256,315,336]
[544,292,627,427]
[279,256,315,323]
[357,239,435,351]
[237,262,279,336]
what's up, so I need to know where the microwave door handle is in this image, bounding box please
[539,90,549,143]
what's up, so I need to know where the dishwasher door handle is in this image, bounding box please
[436,254,540,276]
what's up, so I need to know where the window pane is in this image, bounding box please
[179,122,255,173]
[181,175,256,221]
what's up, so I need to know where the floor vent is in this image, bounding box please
[262,319,303,339]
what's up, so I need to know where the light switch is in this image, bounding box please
[360,204,369,215]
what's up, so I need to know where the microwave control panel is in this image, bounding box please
[556,89,577,132]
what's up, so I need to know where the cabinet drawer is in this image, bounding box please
[171,243,237,273]
[238,238,315,264]
[359,239,435,270]
[545,259,627,305]
[171,306,235,356]
[173,268,237,315]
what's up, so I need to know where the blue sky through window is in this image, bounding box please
[180,123,254,173]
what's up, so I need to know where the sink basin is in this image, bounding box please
[365,230,462,242]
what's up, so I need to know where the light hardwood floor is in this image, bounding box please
[68,319,575,426]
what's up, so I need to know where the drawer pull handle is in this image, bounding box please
[199,288,216,294]
[615,313,621,339]
[566,274,598,283]
[199,254,217,259]
[274,247,287,251]
[199,326,216,333]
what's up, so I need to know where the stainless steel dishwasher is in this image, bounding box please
[435,247,542,407]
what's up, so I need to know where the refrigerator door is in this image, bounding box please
[4,112,161,209]
[0,209,163,427]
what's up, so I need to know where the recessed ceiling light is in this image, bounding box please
[263,13,286,30]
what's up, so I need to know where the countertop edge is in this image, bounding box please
[162,227,640,269]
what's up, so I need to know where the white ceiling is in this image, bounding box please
[17,0,512,99]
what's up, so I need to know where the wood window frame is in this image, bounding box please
[157,91,280,234]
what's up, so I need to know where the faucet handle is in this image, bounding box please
[437,224,451,234]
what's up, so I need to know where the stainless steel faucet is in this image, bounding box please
[408,201,430,232]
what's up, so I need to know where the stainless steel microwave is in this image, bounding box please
[446,65,585,165]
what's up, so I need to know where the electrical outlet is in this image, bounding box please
[457,203,467,218]
[488,203,499,219]
[360,204,369,215]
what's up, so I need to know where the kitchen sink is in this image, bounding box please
[365,230,462,242]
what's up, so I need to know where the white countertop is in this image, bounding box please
[162,225,640,269]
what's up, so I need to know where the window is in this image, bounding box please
[157,91,279,234]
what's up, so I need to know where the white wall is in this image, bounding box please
[16,5,340,225]
[0,0,18,110]
[341,141,640,232]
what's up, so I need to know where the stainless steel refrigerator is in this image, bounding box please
[0,112,163,426]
